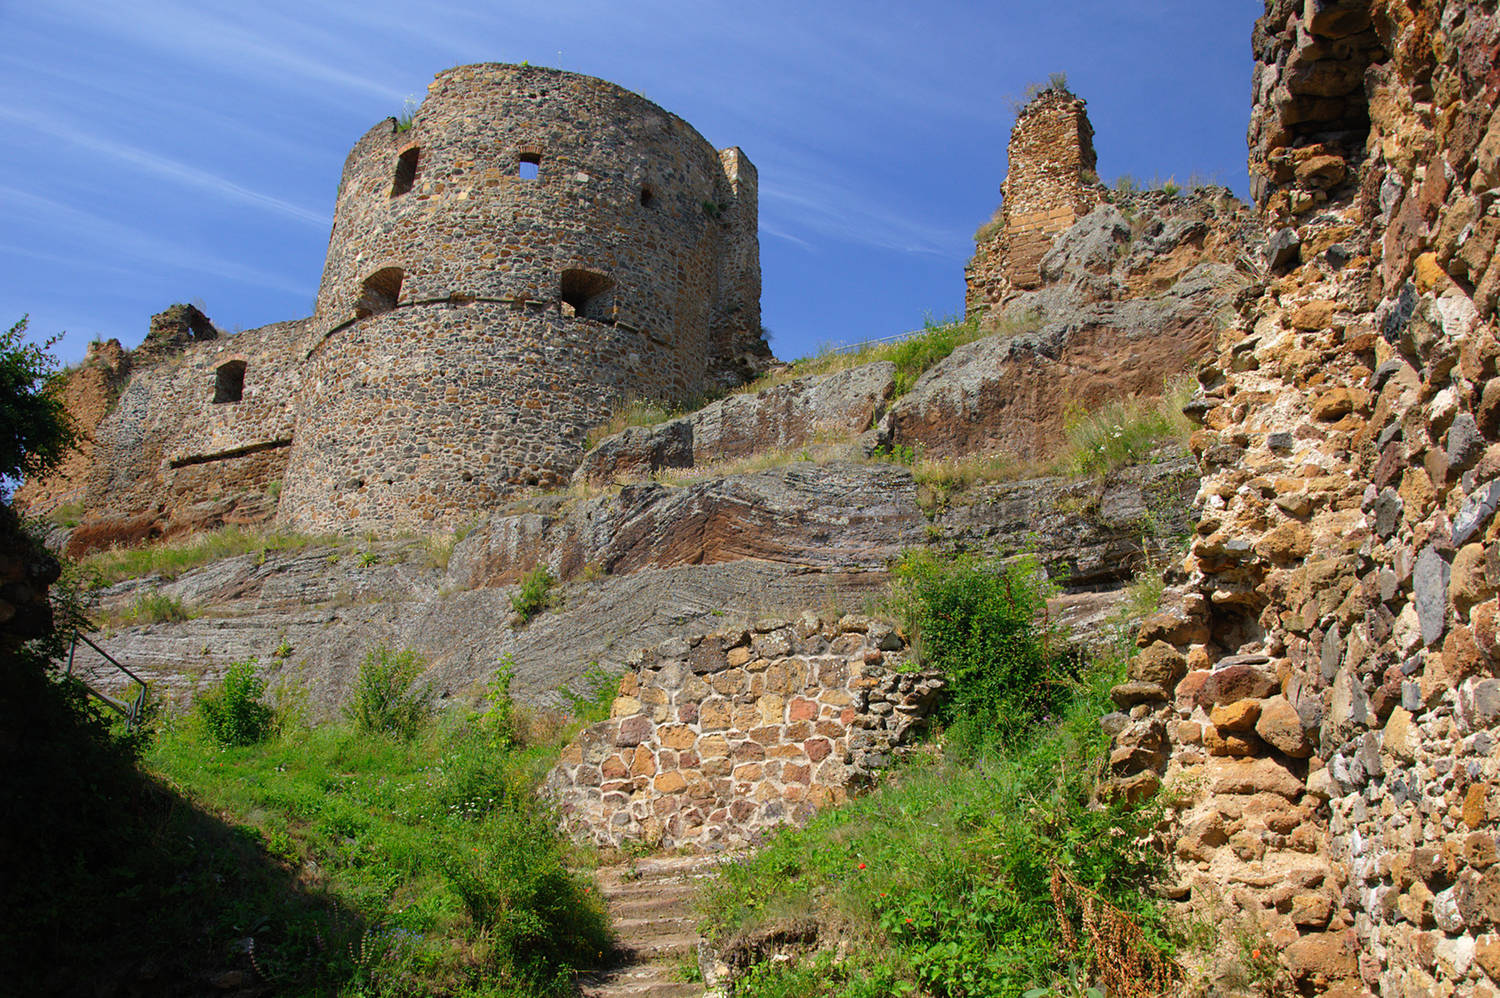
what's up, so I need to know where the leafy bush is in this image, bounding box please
[344,645,434,740]
[480,656,518,750]
[510,565,554,623]
[0,315,77,492]
[197,658,273,747]
[890,551,1079,740]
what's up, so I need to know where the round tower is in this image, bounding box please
[279,64,762,532]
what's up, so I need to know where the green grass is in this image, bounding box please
[101,590,195,627]
[145,700,609,995]
[81,525,335,586]
[1058,377,1194,477]
[739,315,997,400]
[699,562,1177,998]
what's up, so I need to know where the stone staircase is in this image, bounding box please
[581,853,729,998]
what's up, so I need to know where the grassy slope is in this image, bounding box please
[140,700,611,997]
[699,576,1179,998]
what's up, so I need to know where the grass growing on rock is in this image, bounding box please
[81,525,336,586]
[738,315,994,399]
[698,557,1177,997]
[1059,376,1195,477]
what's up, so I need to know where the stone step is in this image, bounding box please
[618,930,701,960]
[581,960,703,998]
[613,913,699,936]
[612,894,701,921]
[599,879,704,903]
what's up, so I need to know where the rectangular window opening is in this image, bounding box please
[392,148,419,197]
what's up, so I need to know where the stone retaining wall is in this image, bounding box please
[547,614,943,851]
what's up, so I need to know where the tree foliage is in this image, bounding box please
[1,316,76,491]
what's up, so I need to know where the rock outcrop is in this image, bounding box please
[899,192,1261,463]
[573,363,894,484]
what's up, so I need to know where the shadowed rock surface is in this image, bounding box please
[573,362,895,484]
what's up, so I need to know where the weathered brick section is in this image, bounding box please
[1106,2,1500,994]
[966,88,1100,312]
[19,64,767,538]
[547,614,943,851]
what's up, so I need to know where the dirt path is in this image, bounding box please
[581,853,730,998]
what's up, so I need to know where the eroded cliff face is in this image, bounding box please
[1107,2,1500,994]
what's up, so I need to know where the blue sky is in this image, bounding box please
[3,1,1261,368]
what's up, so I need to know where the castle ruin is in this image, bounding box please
[965,87,1101,316]
[20,64,767,539]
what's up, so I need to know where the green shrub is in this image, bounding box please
[441,801,611,990]
[510,565,554,623]
[480,656,518,750]
[890,551,1078,741]
[344,646,434,740]
[197,659,273,747]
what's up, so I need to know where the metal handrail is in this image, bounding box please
[65,630,149,730]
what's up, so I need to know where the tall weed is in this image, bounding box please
[196,658,273,747]
[344,645,435,740]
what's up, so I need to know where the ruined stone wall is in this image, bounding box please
[966,88,1100,313]
[17,309,314,551]
[12,339,129,515]
[280,302,697,530]
[1107,2,1500,994]
[547,615,943,851]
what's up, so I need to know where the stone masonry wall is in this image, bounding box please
[22,64,767,539]
[279,301,705,530]
[1106,2,1500,994]
[281,63,765,533]
[16,309,314,551]
[547,614,943,851]
[967,88,1100,313]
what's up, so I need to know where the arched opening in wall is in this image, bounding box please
[391,148,419,197]
[518,152,540,180]
[640,184,657,209]
[560,269,615,322]
[355,268,404,318]
[214,360,246,404]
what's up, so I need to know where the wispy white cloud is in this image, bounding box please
[0,107,328,227]
[758,220,814,252]
[3,187,313,297]
[33,0,407,105]
[760,174,968,257]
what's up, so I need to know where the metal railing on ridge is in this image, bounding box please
[65,630,149,731]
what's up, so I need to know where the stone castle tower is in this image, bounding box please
[19,64,768,540]
[965,88,1100,316]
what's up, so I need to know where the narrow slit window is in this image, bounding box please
[391,148,419,197]
[214,360,246,404]
[518,152,540,180]
[640,184,657,208]
[355,267,404,318]
[560,269,615,322]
